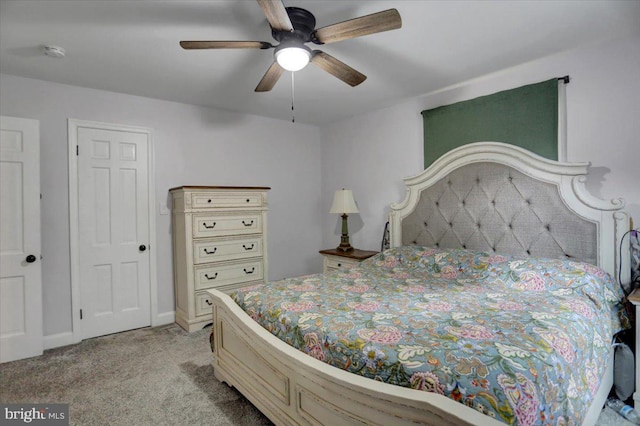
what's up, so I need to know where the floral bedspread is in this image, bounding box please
[231,246,630,425]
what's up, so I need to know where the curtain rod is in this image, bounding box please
[558,75,570,84]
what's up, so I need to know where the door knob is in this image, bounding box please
[25,254,37,263]
[139,245,147,252]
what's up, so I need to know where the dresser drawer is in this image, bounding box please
[193,236,263,264]
[324,255,359,272]
[194,259,264,290]
[193,213,262,238]
[190,192,264,209]
[195,282,262,316]
[194,291,215,317]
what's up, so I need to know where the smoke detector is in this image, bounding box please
[43,45,66,58]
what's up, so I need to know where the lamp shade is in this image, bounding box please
[329,189,359,214]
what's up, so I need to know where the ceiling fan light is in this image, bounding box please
[275,45,311,72]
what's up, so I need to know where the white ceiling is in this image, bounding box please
[2,0,639,125]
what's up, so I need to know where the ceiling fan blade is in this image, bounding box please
[180,41,273,50]
[256,0,293,32]
[312,9,401,45]
[255,61,284,92]
[310,51,366,87]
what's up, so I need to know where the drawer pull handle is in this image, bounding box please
[207,199,212,203]
[202,222,216,229]
[205,299,212,306]
[243,267,255,275]
[204,272,218,280]
[338,263,342,267]
[242,244,254,251]
[246,199,250,203]
[204,247,217,255]
[242,220,254,227]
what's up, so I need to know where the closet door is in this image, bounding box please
[76,125,151,339]
[0,116,42,363]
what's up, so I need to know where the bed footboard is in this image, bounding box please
[207,289,503,426]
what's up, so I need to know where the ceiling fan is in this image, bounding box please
[180,0,402,92]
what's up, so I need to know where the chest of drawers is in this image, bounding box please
[170,186,269,332]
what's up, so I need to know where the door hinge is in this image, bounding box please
[80,309,83,320]
[76,145,79,156]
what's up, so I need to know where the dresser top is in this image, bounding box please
[169,185,271,192]
[319,248,379,260]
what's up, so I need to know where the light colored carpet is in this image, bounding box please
[0,323,632,425]
[0,324,272,425]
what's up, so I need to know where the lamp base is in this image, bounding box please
[336,243,354,252]
[335,212,354,252]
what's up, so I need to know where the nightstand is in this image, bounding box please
[629,287,640,414]
[319,248,378,274]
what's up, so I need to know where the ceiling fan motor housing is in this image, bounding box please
[272,7,319,44]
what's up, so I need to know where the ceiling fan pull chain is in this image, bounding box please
[291,71,295,123]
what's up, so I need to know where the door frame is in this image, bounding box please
[68,119,158,343]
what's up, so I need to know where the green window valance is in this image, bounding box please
[421,78,559,168]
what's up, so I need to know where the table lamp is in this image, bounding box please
[330,189,359,252]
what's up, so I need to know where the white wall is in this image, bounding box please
[0,75,323,337]
[320,33,640,253]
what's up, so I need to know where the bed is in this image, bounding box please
[206,142,631,426]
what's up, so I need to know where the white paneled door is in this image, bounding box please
[0,116,42,363]
[77,125,151,339]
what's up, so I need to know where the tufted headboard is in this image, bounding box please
[389,142,630,283]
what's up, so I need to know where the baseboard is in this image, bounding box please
[154,311,175,326]
[42,312,175,351]
[43,331,75,350]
